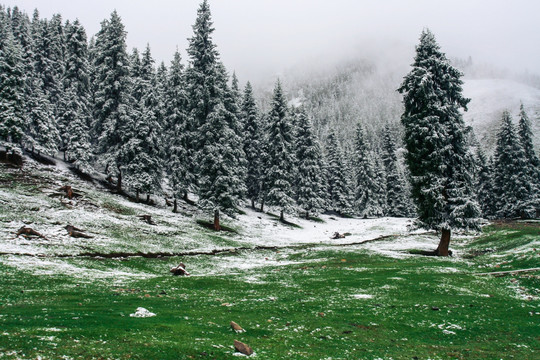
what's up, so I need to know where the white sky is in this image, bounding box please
[3,0,540,83]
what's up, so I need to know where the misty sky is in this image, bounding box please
[3,0,540,82]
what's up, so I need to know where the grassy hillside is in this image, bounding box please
[0,158,539,359]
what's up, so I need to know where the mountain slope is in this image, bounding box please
[462,78,540,153]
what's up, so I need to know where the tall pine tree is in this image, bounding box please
[381,125,411,217]
[518,104,540,188]
[353,124,381,217]
[325,132,352,216]
[62,19,92,171]
[0,10,25,145]
[475,146,496,218]
[122,45,163,201]
[398,29,479,256]
[93,11,131,191]
[165,50,192,211]
[295,107,325,219]
[241,81,263,209]
[264,80,296,221]
[493,110,537,218]
[186,1,246,229]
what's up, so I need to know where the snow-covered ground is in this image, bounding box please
[0,157,464,281]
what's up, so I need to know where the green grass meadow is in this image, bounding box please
[1,223,539,360]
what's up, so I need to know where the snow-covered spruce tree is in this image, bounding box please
[493,110,537,218]
[382,125,411,217]
[325,131,352,216]
[398,29,480,256]
[196,65,247,230]
[0,12,25,145]
[241,81,263,209]
[186,0,246,229]
[23,75,60,155]
[9,7,34,79]
[31,14,65,142]
[372,152,388,216]
[61,19,92,171]
[475,146,496,218]
[164,50,192,211]
[217,63,247,203]
[295,107,325,219]
[122,45,163,202]
[184,0,220,185]
[353,123,381,217]
[264,80,296,222]
[518,104,540,187]
[93,11,131,192]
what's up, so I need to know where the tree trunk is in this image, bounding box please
[436,229,451,256]
[260,199,264,212]
[214,209,221,231]
[116,168,122,193]
[136,189,140,202]
[173,198,178,213]
[280,210,284,222]
[146,194,150,204]
[305,211,310,220]
[251,199,255,209]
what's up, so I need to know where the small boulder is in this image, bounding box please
[234,340,253,356]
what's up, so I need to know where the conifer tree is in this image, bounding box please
[493,110,537,218]
[9,7,33,77]
[0,12,25,144]
[372,153,388,216]
[23,75,59,155]
[518,104,540,185]
[353,124,380,217]
[325,132,352,215]
[382,125,411,217]
[185,0,220,167]
[62,19,92,170]
[475,147,496,218]
[186,0,246,229]
[165,50,192,211]
[241,82,262,209]
[93,10,131,191]
[122,45,163,201]
[217,63,247,202]
[398,29,479,255]
[295,107,325,219]
[264,80,296,221]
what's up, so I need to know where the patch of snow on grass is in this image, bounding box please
[129,307,156,318]
[352,294,373,299]
[1,255,155,281]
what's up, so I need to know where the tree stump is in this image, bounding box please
[170,263,190,276]
[138,215,156,225]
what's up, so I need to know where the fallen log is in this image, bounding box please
[473,268,540,276]
[16,226,48,240]
[65,225,93,239]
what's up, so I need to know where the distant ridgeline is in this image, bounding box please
[0,1,538,225]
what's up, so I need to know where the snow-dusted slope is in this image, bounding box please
[462,78,540,153]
